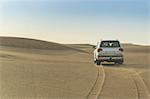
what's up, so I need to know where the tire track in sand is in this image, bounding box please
[87,65,150,99]
[97,66,139,99]
[86,65,105,99]
[129,69,150,99]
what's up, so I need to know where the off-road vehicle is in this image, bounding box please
[94,40,124,65]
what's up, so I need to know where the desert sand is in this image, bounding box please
[0,37,149,99]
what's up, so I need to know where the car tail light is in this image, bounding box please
[119,48,123,52]
[97,48,102,52]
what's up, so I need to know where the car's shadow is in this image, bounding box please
[101,62,121,67]
[101,62,149,69]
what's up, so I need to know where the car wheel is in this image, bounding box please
[118,62,123,64]
[114,61,118,64]
[118,60,123,64]
[96,60,101,65]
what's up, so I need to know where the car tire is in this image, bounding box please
[96,60,101,65]
[118,60,123,64]
[118,62,123,64]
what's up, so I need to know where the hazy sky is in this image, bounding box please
[0,0,149,45]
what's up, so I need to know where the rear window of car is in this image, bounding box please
[100,41,120,47]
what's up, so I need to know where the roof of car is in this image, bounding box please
[100,40,119,42]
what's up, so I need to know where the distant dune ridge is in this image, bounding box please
[122,44,150,53]
[0,37,90,54]
[0,36,149,53]
[0,37,73,50]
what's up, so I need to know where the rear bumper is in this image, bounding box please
[97,56,123,62]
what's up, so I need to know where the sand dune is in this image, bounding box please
[0,37,74,50]
[122,44,150,53]
[0,37,149,99]
[0,37,89,54]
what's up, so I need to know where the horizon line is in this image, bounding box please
[0,36,149,46]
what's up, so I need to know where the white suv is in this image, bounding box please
[94,40,124,65]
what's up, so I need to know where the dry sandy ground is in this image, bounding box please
[0,37,150,99]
